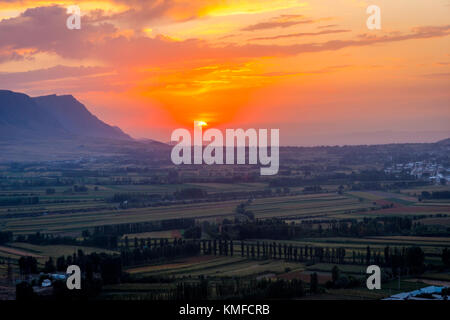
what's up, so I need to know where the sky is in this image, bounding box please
[0,0,449,145]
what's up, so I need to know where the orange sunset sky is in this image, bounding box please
[0,0,449,145]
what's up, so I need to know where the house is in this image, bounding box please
[384,286,448,300]
[41,279,52,287]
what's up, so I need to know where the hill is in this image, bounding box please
[32,94,131,141]
[0,90,131,141]
[0,90,67,140]
[0,90,170,162]
[436,138,450,146]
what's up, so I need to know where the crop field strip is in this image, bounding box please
[127,256,247,276]
[0,182,270,213]
[1,193,372,234]
[0,202,110,217]
[128,257,305,279]
[254,203,373,220]
[7,204,443,236]
[1,199,242,233]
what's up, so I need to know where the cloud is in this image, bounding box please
[0,50,28,63]
[241,14,315,31]
[59,0,307,28]
[249,29,350,41]
[317,24,339,29]
[0,6,117,60]
[1,5,449,71]
[420,72,450,78]
[112,0,307,22]
[0,64,132,96]
[0,65,111,86]
[204,25,450,61]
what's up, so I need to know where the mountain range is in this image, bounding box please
[0,90,131,141]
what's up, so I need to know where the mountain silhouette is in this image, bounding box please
[436,137,450,146]
[0,90,131,141]
[0,90,67,140]
[33,94,131,140]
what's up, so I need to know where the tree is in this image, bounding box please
[7,259,13,284]
[224,240,229,256]
[406,246,425,274]
[384,246,390,266]
[18,256,38,275]
[56,256,66,271]
[442,248,450,267]
[184,226,201,239]
[310,273,318,293]
[331,266,340,284]
[366,246,371,265]
[44,257,56,273]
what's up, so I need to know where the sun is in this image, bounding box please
[195,120,208,127]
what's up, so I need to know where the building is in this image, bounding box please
[384,286,448,300]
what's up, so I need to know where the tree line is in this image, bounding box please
[220,216,420,240]
[120,238,201,266]
[420,191,450,200]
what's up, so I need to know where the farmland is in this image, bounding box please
[1,141,449,300]
[3,187,449,235]
[0,192,377,234]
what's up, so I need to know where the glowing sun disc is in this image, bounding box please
[196,120,208,127]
